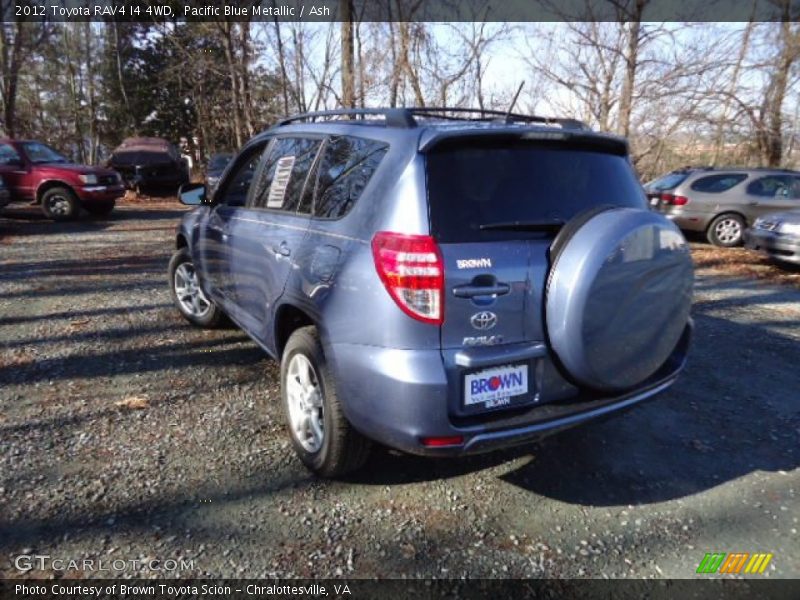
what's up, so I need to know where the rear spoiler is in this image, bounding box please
[419,128,630,156]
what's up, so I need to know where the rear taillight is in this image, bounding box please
[660,193,689,206]
[371,231,444,325]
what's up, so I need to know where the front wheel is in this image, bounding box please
[41,186,78,221]
[168,248,222,327]
[707,213,745,247]
[281,326,371,478]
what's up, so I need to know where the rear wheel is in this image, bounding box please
[41,186,78,221]
[168,248,222,327]
[707,213,745,247]
[281,326,370,478]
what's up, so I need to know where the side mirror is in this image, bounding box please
[178,182,207,206]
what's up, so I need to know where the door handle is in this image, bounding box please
[271,241,291,257]
[452,282,510,298]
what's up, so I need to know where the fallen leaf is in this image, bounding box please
[115,395,149,410]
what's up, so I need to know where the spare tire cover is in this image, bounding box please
[545,207,693,392]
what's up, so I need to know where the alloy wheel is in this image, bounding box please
[286,353,325,453]
[714,218,742,245]
[173,262,211,318]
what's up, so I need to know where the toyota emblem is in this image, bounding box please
[470,311,497,330]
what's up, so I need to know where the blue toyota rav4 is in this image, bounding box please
[169,108,694,477]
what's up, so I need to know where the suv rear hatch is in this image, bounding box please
[424,133,649,417]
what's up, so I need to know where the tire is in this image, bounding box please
[84,200,116,217]
[707,213,745,247]
[168,248,222,328]
[281,326,371,478]
[40,186,78,221]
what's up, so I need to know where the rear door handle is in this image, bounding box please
[452,283,510,298]
[272,241,291,257]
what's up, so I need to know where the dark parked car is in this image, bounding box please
[109,137,189,193]
[0,175,10,209]
[169,107,694,477]
[205,153,233,190]
[0,139,124,220]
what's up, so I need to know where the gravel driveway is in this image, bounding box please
[1,203,798,579]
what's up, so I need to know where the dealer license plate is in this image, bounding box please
[464,364,529,408]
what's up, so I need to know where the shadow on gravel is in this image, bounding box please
[0,303,170,326]
[0,205,185,233]
[348,293,799,507]
[0,334,262,387]
[0,254,167,281]
[0,470,313,552]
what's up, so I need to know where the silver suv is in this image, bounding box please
[169,108,694,477]
[645,167,800,247]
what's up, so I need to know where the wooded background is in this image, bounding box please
[2,0,799,180]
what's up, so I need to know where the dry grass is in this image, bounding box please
[691,244,800,289]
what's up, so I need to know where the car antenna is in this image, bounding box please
[503,81,525,122]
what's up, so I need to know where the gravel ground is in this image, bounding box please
[0,202,798,579]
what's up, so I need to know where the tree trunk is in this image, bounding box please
[763,12,798,166]
[712,17,754,165]
[111,21,133,132]
[618,4,645,139]
[340,0,355,109]
[273,19,290,115]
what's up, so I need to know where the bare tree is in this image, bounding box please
[0,21,49,136]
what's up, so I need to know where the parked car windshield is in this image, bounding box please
[427,140,646,243]
[645,171,689,192]
[22,142,69,164]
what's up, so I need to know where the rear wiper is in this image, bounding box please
[479,218,565,232]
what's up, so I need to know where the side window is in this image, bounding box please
[313,136,388,219]
[0,143,21,165]
[251,137,321,213]
[690,173,747,193]
[215,146,266,208]
[746,175,793,198]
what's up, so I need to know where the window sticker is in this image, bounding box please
[266,155,296,208]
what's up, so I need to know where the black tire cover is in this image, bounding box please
[545,207,693,391]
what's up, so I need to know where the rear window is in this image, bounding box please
[646,171,689,192]
[690,173,747,193]
[426,141,646,243]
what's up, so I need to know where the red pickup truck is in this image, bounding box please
[0,139,125,220]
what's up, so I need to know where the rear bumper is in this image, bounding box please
[745,229,800,264]
[329,321,692,457]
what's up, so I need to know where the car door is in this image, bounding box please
[194,142,268,309]
[0,142,31,199]
[744,174,799,219]
[228,136,323,345]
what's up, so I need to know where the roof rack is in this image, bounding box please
[276,107,589,130]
